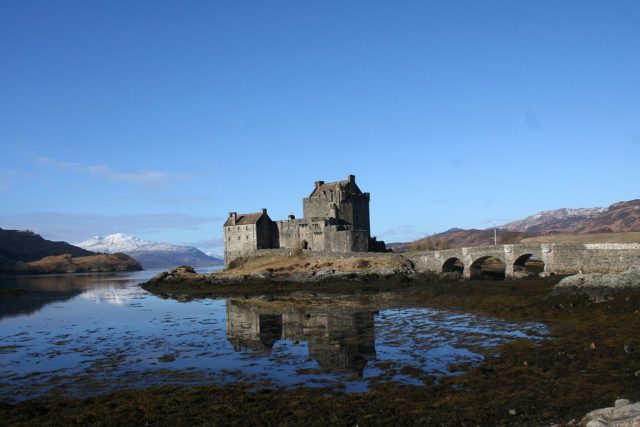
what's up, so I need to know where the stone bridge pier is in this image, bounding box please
[404,243,640,279]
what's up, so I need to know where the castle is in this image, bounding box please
[223,174,383,266]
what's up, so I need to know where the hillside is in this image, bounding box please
[575,200,640,233]
[76,233,223,268]
[0,228,141,274]
[0,228,93,262]
[395,198,640,251]
[501,207,606,234]
[403,228,529,251]
[16,253,142,275]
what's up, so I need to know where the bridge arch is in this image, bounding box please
[470,255,506,280]
[512,253,545,277]
[442,257,464,274]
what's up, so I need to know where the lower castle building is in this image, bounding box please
[223,175,383,267]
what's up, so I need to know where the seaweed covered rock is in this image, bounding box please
[580,399,640,426]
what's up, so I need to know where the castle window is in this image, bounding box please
[245,226,248,230]
[228,237,230,242]
[238,236,240,240]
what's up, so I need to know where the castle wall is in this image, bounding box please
[223,175,374,265]
[224,223,258,267]
[339,193,370,233]
[276,220,302,249]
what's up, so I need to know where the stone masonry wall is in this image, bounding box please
[405,243,640,278]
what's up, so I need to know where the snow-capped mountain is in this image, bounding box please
[500,207,607,234]
[76,233,223,268]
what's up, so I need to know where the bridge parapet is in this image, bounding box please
[403,243,640,279]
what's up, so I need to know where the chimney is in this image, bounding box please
[261,208,268,214]
[348,174,355,184]
[229,212,237,225]
[314,180,325,189]
[288,214,295,220]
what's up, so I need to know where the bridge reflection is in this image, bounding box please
[226,299,376,375]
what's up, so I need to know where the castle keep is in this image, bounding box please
[223,175,378,266]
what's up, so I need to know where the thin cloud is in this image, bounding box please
[0,212,222,243]
[34,154,189,185]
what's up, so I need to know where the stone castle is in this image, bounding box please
[223,175,383,266]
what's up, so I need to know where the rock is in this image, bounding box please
[615,399,630,408]
[313,269,335,277]
[174,266,196,274]
[152,271,169,281]
[176,294,192,302]
[590,342,596,350]
[554,266,640,293]
[512,270,534,279]
[581,399,640,427]
[508,409,516,416]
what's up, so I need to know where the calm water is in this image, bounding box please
[0,268,547,402]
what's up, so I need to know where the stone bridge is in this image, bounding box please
[404,243,640,279]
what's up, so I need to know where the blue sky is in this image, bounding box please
[1,1,639,255]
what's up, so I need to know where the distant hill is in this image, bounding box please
[406,228,530,251]
[575,199,640,233]
[501,207,607,234]
[392,198,640,251]
[0,228,141,274]
[0,228,94,262]
[76,233,223,268]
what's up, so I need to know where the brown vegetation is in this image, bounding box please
[221,253,409,277]
[522,231,640,244]
[15,253,142,274]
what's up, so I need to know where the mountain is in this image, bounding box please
[0,228,141,274]
[76,233,223,268]
[392,198,640,251]
[575,199,640,233]
[408,228,530,251]
[501,207,607,234]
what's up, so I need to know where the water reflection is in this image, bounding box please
[227,300,376,375]
[0,272,136,320]
[0,269,548,402]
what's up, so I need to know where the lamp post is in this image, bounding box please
[493,221,497,246]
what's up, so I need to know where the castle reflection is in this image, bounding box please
[226,299,377,376]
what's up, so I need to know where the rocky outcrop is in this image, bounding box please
[555,266,640,290]
[15,253,142,274]
[553,266,640,299]
[580,399,640,426]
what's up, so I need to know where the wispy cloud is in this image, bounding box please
[0,212,222,243]
[33,154,189,186]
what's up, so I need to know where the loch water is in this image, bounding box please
[0,268,547,402]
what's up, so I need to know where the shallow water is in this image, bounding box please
[0,268,547,402]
